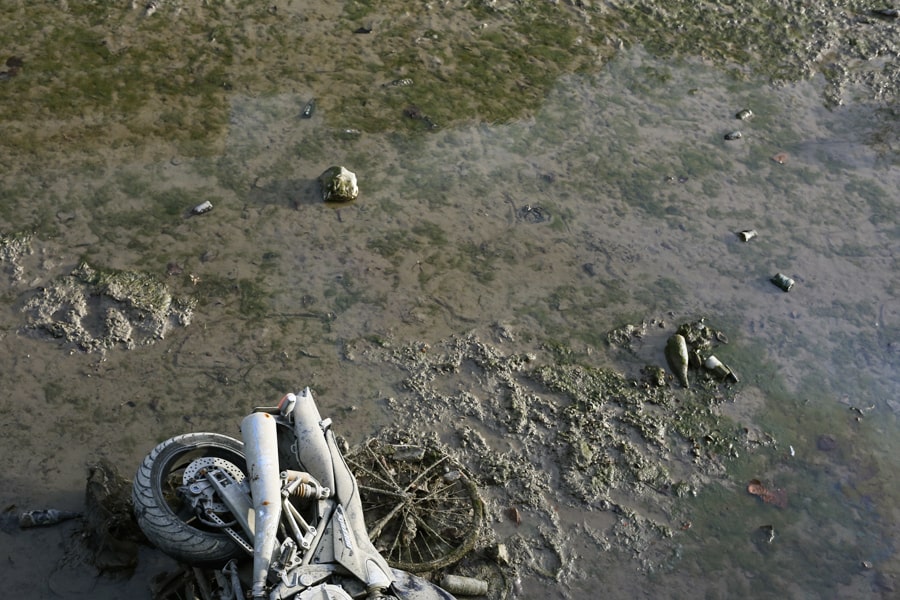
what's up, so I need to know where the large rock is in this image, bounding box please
[318,166,359,203]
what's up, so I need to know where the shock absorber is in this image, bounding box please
[281,470,330,500]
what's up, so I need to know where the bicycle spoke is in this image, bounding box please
[348,436,483,571]
[403,456,448,493]
[358,483,406,499]
[367,500,406,540]
[352,454,400,491]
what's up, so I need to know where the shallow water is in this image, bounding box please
[1,30,899,600]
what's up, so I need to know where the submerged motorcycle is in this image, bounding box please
[132,387,457,600]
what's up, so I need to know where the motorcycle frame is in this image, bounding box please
[206,387,395,600]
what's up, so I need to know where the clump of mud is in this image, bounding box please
[348,324,753,579]
[22,261,195,352]
[0,231,33,283]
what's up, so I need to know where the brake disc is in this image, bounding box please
[182,456,246,513]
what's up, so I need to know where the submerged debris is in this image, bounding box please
[771,272,795,292]
[84,460,145,572]
[301,98,316,118]
[870,8,899,18]
[18,509,81,529]
[703,355,739,383]
[191,200,213,215]
[0,56,22,80]
[747,479,788,508]
[439,574,489,596]
[816,434,837,451]
[750,524,777,553]
[403,105,438,129]
[516,204,550,224]
[607,321,648,351]
[665,334,690,388]
[143,0,160,17]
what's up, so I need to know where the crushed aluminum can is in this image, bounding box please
[724,131,742,141]
[737,229,758,242]
[736,108,753,120]
[771,272,795,292]
[191,200,213,215]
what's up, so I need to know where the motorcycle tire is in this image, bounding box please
[132,432,248,566]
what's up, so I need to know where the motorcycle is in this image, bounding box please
[132,387,459,600]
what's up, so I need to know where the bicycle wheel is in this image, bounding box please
[347,437,484,573]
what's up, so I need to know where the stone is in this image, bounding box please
[318,166,359,203]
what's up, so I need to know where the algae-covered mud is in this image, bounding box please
[0,1,898,599]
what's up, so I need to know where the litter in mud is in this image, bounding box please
[750,524,777,552]
[817,434,838,451]
[747,479,788,509]
[703,355,739,383]
[17,508,81,528]
[300,98,316,118]
[83,459,145,572]
[191,200,213,215]
[440,574,489,596]
[771,272,795,292]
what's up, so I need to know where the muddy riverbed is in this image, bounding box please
[1,1,898,598]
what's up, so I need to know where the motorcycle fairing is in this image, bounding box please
[287,388,395,591]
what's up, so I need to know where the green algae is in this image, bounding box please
[3,0,894,175]
[22,260,196,351]
[74,261,173,316]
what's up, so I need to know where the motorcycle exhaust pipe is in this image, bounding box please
[241,412,283,600]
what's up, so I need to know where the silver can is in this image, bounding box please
[703,355,739,383]
[191,200,213,215]
[771,272,795,292]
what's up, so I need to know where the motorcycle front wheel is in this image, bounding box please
[132,432,248,566]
